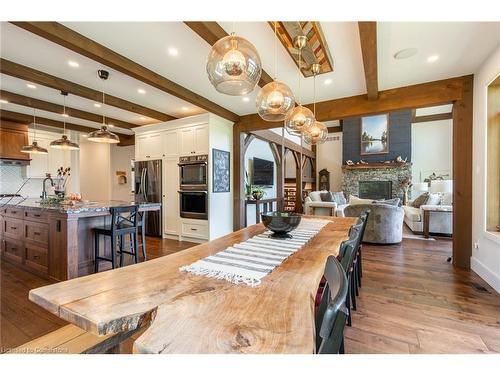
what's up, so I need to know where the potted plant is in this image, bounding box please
[251,186,266,200]
[245,171,252,198]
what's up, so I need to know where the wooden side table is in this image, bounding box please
[422,207,453,239]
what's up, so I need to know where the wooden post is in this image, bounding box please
[452,74,473,268]
[233,124,246,230]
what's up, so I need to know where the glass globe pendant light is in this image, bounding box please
[21,108,48,154]
[303,63,328,146]
[50,91,80,151]
[284,36,315,135]
[256,22,295,121]
[88,70,120,144]
[206,25,262,96]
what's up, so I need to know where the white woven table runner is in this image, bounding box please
[179,218,331,287]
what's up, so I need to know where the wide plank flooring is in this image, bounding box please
[1,236,499,353]
[344,239,500,354]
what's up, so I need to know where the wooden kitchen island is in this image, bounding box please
[27,216,356,354]
[0,198,160,281]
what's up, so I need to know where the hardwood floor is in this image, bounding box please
[1,236,499,353]
[344,238,500,354]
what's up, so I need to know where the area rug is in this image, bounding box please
[402,223,435,241]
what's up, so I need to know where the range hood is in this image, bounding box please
[0,158,31,166]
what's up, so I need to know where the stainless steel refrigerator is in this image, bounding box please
[134,159,162,236]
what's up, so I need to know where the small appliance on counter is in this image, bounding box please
[134,159,162,236]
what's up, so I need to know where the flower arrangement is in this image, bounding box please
[54,167,71,197]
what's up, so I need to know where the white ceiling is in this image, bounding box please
[1,21,499,132]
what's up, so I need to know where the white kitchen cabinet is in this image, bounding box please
[180,124,208,156]
[163,130,179,158]
[136,132,164,160]
[163,157,179,236]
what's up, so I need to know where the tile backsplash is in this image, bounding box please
[0,165,43,198]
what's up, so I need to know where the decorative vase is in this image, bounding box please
[252,191,263,200]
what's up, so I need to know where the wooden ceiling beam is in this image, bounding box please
[0,110,134,144]
[358,22,379,100]
[0,90,138,130]
[249,129,315,159]
[12,22,239,122]
[235,75,467,132]
[0,58,174,122]
[184,22,274,88]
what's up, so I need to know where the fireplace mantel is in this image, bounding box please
[342,162,411,170]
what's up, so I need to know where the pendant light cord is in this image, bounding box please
[313,71,316,116]
[62,94,67,135]
[298,47,302,105]
[102,76,106,127]
[32,108,37,141]
[274,21,277,80]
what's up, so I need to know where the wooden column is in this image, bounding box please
[452,74,473,269]
[233,124,246,230]
[293,151,303,213]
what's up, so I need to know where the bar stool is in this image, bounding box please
[93,205,139,272]
[137,211,147,261]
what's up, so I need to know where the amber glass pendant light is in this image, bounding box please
[255,21,295,121]
[206,23,262,96]
[284,35,315,135]
[303,63,328,145]
[50,92,80,151]
[21,108,48,154]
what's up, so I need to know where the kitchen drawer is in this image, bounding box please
[3,217,24,239]
[3,207,24,220]
[181,221,208,239]
[25,221,49,245]
[2,237,23,264]
[25,242,48,274]
[25,210,49,222]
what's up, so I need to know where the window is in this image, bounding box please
[487,74,500,234]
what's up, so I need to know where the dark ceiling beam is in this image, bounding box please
[358,22,379,100]
[0,110,134,144]
[184,21,274,87]
[0,90,137,130]
[12,22,239,122]
[0,58,174,122]
[412,112,453,123]
[235,75,467,132]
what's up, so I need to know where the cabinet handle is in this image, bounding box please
[33,255,39,260]
[11,211,17,214]
[34,214,41,218]
[11,247,17,251]
[190,228,197,231]
[34,231,41,236]
[10,226,17,230]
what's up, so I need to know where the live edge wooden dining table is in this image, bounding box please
[29,216,356,354]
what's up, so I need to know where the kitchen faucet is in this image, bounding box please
[41,174,54,200]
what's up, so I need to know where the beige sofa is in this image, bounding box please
[304,190,337,216]
[403,203,453,235]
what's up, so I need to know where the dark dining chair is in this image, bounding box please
[315,255,349,354]
[355,209,370,288]
[339,233,360,326]
[93,205,140,272]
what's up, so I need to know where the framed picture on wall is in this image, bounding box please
[360,114,389,155]
[212,148,230,193]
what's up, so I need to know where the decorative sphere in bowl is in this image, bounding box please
[261,211,302,238]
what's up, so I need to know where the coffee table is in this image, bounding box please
[422,206,453,239]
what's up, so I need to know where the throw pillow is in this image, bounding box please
[412,192,429,208]
[349,195,374,205]
[332,192,347,205]
[426,193,441,206]
[309,191,322,202]
[441,192,453,205]
[374,197,400,206]
[320,192,334,202]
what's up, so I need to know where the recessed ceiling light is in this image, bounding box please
[81,134,88,137]
[182,106,189,111]
[94,103,102,108]
[427,54,439,63]
[137,88,146,94]
[324,79,332,85]
[394,48,418,60]
[242,97,250,102]
[140,116,147,120]
[0,99,8,104]
[168,47,179,56]
[68,60,79,68]
[108,124,115,127]
[62,113,69,118]
[26,83,37,89]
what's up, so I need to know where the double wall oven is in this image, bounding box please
[178,154,208,220]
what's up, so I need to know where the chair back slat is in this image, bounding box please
[315,255,349,354]
[110,205,139,231]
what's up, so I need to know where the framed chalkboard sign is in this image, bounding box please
[212,148,230,193]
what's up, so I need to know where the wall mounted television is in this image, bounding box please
[252,157,274,186]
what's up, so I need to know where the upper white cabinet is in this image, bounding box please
[180,124,209,156]
[136,132,164,160]
[163,130,179,157]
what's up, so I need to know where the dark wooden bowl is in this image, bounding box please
[261,211,302,238]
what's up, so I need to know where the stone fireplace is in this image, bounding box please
[341,164,412,200]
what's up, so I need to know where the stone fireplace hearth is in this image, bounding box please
[341,164,412,200]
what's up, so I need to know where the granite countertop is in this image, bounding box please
[0,197,161,214]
